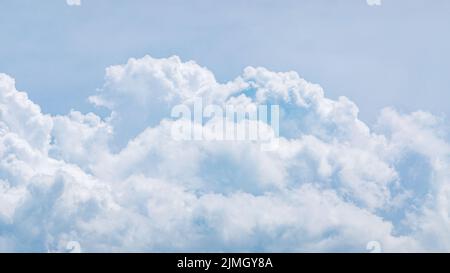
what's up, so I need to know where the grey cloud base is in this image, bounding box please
[0,55,449,252]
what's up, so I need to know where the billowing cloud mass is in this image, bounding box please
[1,55,449,252]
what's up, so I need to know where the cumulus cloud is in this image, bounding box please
[1,55,449,252]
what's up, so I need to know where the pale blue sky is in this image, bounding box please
[1,0,450,124]
[2,0,450,252]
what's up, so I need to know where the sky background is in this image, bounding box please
[1,0,450,123]
[1,0,450,253]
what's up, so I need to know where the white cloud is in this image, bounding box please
[1,54,450,252]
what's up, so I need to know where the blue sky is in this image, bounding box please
[1,0,450,252]
[1,0,450,123]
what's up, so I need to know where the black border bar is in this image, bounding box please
[0,253,445,272]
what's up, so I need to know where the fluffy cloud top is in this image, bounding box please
[1,55,449,252]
